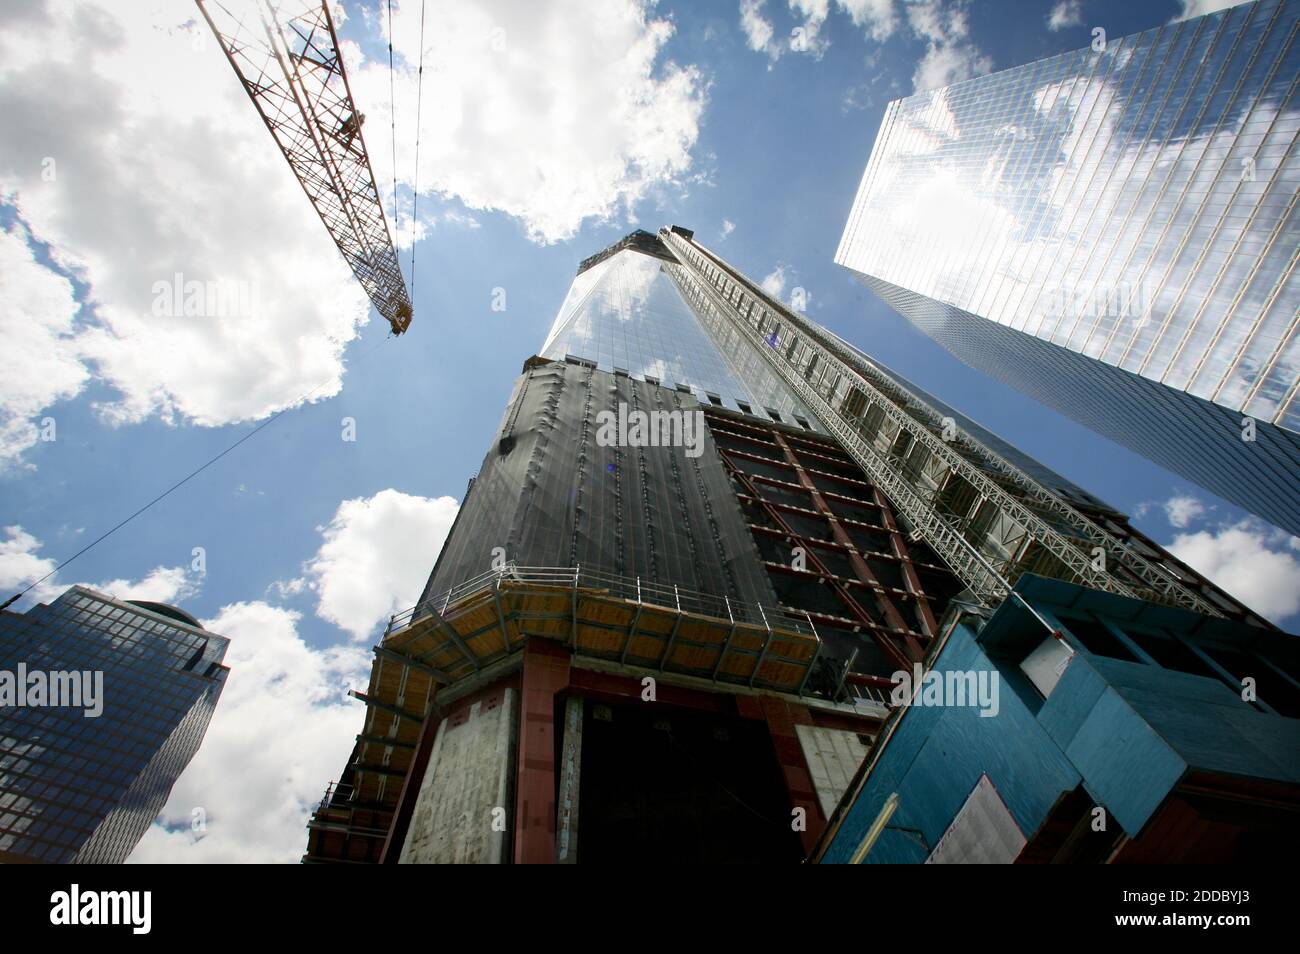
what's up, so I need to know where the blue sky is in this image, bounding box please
[0,0,1293,861]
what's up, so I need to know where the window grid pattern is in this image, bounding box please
[837,0,1298,428]
[540,248,820,428]
[0,588,228,863]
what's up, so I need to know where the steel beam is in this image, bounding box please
[373,645,452,684]
[663,231,1223,616]
[348,689,424,724]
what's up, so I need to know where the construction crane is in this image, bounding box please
[197,0,414,334]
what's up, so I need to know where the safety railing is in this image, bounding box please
[316,780,354,810]
[386,563,821,641]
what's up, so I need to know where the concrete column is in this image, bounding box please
[744,695,827,854]
[513,640,571,864]
[397,687,517,864]
[556,695,584,863]
[380,706,443,863]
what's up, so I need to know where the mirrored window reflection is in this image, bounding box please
[539,249,819,427]
[837,0,1297,426]
[0,589,227,863]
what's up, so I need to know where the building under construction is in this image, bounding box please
[303,227,1280,864]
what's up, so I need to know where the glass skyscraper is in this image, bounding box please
[837,0,1299,534]
[540,230,822,429]
[0,587,229,863]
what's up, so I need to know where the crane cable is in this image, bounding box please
[1,13,417,612]
[0,332,396,613]
[386,0,399,247]
[409,0,426,304]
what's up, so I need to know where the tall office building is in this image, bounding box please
[0,586,229,863]
[305,226,1271,864]
[837,0,1300,534]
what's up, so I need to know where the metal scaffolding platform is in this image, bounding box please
[661,228,1225,617]
[302,563,845,863]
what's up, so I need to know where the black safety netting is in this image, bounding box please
[419,360,781,611]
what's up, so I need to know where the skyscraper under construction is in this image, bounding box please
[304,226,1277,865]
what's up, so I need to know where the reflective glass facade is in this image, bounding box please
[662,227,1270,623]
[541,243,822,429]
[0,587,228,863]
[838,0,1300,534]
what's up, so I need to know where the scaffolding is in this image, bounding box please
[660,228,1223,617]
[301,562,864,863]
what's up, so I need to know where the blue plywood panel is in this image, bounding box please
[825,624,1083,863]
[903,699,1079,849]
[1116,685,1292,781]
[1064,687,1186,835]
[863,827,931,864]
[1090,656,1243,706]
[826,576,1300,863]
[1038,654,1107,750]
[1216,707,1300,784]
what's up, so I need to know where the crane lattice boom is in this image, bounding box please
[197,0,413,334]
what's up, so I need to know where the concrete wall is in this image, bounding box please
[795,724,871,820]
[400,688,517,864]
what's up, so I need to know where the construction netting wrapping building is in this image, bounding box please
[304,227,1271,865]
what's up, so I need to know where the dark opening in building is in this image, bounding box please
[574,699,804,863]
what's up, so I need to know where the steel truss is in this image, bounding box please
[660,229,1221,616]
[197,0,413,334]
[707,410,945,668]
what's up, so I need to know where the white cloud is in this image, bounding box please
[131,600,372,863]
[788,0,834,57]
[1168,519,1300,625]
[1047,0,1083,31]
[1163,494,1207,529]
[85,565,198,605]
[0,222,89,469]
[907,1,992,92]
[912,43,986,91]
[839,0,898,41]
[0,526,57,592]
[740,0,831,61]
[741,0,779,56]
[0,522,198,607]
[0,508,385,864]
[356,0,707,244]
[741,0,895,61]
[760,265,788,299]
[0,0,705,462]
[301,489,459,641]
[721,219,736,239]
[0,0,371,454]
[1173,0,1251,22]
[738,1,986,90]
